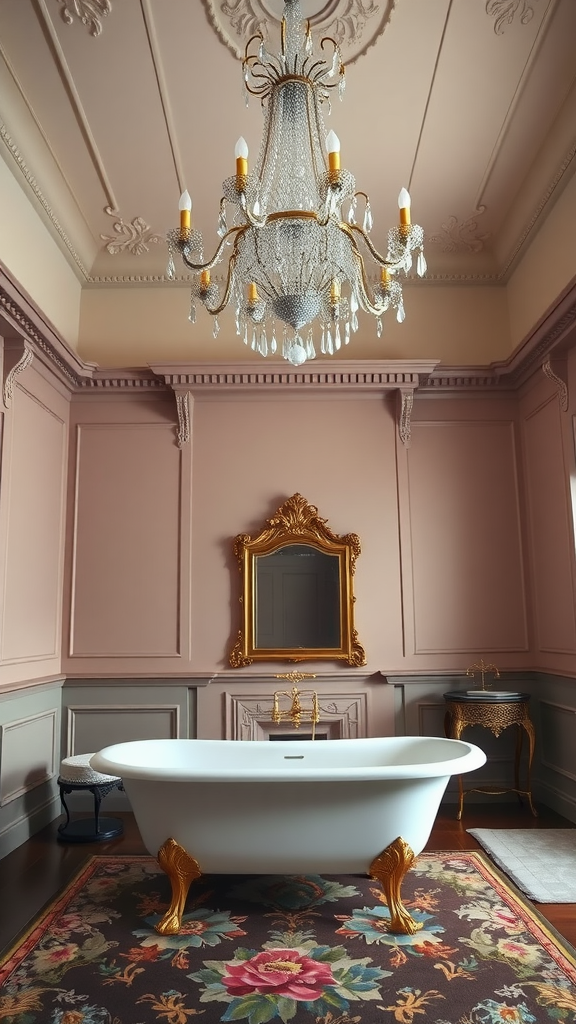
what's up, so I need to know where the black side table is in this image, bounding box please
[57,753,124,843]
[443,690,537,820]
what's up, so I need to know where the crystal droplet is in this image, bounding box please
[243,324,248,345]
[417,251,427,276]
[213,317,220,337]
[253,199,261,217]
[327,328,333,355]
[363,203,373,233]
[305,27,313,54]
[320,326,326,354]
[188,299,196,324]
[235,309,241,334]
[397,303,405,324]
[335,324,341,350]
[166,253,176,280]
[259,329,268,357]
[351,312,358,332]
[347,204,356,226]
[345,321,350,344]
[338,75,345,101]
[243,83,250,108]
[350,291,358,313]
[376,317,382,338]
[270,331,277,355]
[251,328,257,351]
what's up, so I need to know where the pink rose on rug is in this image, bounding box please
[222,948,336,1000]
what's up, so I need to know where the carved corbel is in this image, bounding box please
[542,357,568,412]
[396,388,414,448]
[3,343,34,408]
[175,390,192,448]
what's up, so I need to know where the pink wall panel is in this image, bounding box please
[403,418,528,655]
[1,384,67,666]
[523,396,576,654]
[67,421,183,660]
[188,394,404,672]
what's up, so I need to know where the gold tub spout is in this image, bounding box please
[156,837,202,934]
[369,836,423,935]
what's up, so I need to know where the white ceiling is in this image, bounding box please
[1,0,576,363]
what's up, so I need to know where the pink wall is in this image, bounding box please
[2,342,576,686]
[0,356,69,686]
[59,384,560,678]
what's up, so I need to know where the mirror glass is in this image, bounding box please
[229,493,366,667]
[254,544,341,649]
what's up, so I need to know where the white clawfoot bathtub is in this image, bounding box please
[91,735,485,935]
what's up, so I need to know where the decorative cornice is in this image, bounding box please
[202,0,397,66]
[150,363,438,391]
[0,123,90,282]
[498,139,576,281]
[0,286,85,388]
[2,266,576,402]
[486,0,539,35]
[57,0,112,37]
[100,207,163,256]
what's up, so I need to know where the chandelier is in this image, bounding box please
[166,0,426,367]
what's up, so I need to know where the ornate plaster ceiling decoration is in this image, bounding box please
[202,0,397,64]
[429,208,492,255]
[100,208,163,257]
[56,0,112,37]
[486,0,541,35]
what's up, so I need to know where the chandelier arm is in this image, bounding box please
[350,249,387,317]
[343,222,407,271]
[200,254,238,317]
[179,226,245,274]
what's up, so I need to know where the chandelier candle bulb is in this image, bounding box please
[248,282,259,302]
[178,190,192,235]
[330,279,341,301]
[398,187,411,227]
[381,267,391,284]
[200,270,211,290]
[326,130,341,172]
[235,137,249,180]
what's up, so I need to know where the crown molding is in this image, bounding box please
[2,264,576,410]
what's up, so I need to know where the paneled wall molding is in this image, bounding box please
[0,675,65,698]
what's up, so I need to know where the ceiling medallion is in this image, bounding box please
[429,207,491,255]
[485,0,539,35]
[203,0,397,65]
[57,0,112,37]
[100,207,162,256]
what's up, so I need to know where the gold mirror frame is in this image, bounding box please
[229,493,366,667]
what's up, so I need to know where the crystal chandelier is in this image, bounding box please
[166,0,426,367]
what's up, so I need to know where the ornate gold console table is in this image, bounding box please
[443,690,537,820]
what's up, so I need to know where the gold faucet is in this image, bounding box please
[272,673,319,737]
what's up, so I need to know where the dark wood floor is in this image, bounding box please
[1,802,575,958]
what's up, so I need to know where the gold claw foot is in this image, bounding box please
[369,836,423,935]
[156,837,202,935]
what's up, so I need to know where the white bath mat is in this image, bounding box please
[467,828,576,902]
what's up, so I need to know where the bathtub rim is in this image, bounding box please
[90,735,486,783]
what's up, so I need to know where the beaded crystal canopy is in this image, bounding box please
[166,0,426,366]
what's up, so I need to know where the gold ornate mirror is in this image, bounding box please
[229,493,366,667]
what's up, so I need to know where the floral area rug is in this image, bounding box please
[1,852,575,1024]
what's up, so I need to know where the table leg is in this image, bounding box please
[521,718,538,817]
